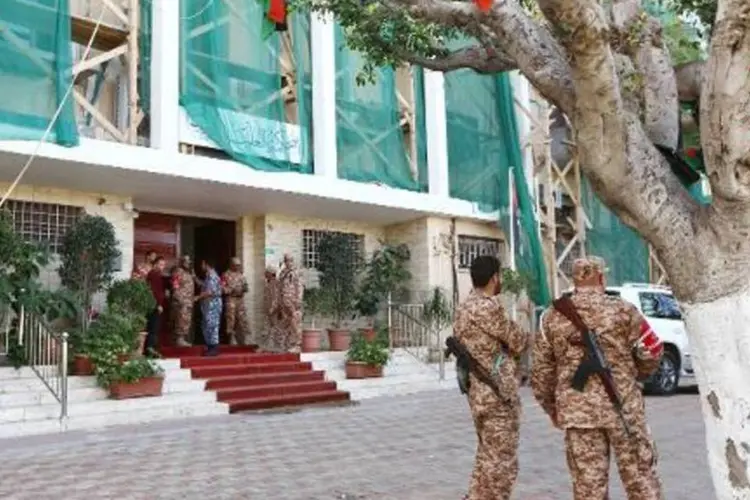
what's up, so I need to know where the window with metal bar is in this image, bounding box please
[458,235,502,269]
[3,200,83,254]
[301,229,365,269]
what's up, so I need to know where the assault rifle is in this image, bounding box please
[553,297,631,437]
[444,336,501,399]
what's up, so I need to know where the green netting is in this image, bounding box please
[334,26,419,190]
[581,179,650,285]
[0,0,78,146]
[139,0,152,115]
[412,67,429,192]
[180,1,311,173]
[445,57,549,304]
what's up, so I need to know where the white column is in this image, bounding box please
[149,0,180,151]
[512,72,534,190]
[424,69,450,197]
[310,13,338,178]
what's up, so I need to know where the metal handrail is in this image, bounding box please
[17,304,69,420]
[387,300,446,380]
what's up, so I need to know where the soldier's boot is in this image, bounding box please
[228,334,238,346]
[175,337,192,348]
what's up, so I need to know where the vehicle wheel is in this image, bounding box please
[647,350,680,396]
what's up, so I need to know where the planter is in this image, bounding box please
[364,364,384,378]
[345,361,384,379]
[301,329,323,353]
[109,376,164,400]
[73,354,95,376]
[361,327,377,342]
[327,329,351,351]
[345,361,368,379]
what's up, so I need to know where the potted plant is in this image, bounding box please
[58,215,120,333]
[357,243,412,343]
[301,287,326,352]
[96,356,165,400]
[345,335,390,379]
[106,279,156,355]
[74,311,137,375]
[317,233,362,351]
[354,281,380,341]
[422,287,454,363]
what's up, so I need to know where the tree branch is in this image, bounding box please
[702,0,750,204]
[398,45,516,73]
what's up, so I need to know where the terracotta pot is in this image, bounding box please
[364,364,384,378]
[327,329,351,351]
[73,355,95,376]
[362,328,377,342]
[109,376,164,400]
[117,353,130,364]
[301,329,323,353]
[345,361,368,379]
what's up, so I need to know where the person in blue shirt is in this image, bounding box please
[196,258,223,356]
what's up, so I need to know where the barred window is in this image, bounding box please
[302,229,365,269]
[458,236,501,269]
[3,200,83,253]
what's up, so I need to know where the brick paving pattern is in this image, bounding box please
[0,388,710,499]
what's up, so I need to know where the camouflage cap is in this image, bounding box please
[230,256,241,266]
[265,265,277,274]
[571,256,608,283]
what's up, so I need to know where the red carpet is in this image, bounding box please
[160,346,350,412]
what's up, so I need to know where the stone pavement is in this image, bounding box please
[0,388,710,499]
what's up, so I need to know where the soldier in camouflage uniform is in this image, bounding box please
[222,257,250,346]
[171,255,195,347]
[278,254,303,353]
[453,255,528,500]
[531,256,664,499]
[263,266,282,351]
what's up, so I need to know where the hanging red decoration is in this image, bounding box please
[267,0,287,25]
[474,0,493,12]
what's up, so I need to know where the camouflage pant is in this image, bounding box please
[262,312,283,352]
[278,309,302,352]
[171,302,193,340]
[565,423,663,500]
[225,297,249,344]
[466,400,520,500]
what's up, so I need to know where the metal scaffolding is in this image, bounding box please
[71,0,141,144]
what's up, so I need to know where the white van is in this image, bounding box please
[563,283,696,395]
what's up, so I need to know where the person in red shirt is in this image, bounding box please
[145,256,167,354]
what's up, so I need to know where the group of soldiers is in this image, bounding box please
[134,251,303,352]
[453,255,664,500]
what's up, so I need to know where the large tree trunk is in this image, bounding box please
[683,287,750,499]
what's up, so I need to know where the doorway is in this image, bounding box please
[134,213,236,348]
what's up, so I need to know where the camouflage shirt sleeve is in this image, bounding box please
[486,298,527,357]
[530,309,557,423]
[625,304,662,378]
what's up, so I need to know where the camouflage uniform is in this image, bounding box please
[453,290,528,500]
[530,257,664,500]
[222,268,250,345]
[132,262,150,281]
[171,266,194,345]
[278,263,303,352]
[263,269,282,351]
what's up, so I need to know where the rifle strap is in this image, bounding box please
[553,296,590,335]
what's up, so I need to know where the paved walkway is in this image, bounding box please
[0,388,710,499]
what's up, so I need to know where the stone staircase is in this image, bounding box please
[301,349,457,400]
[160,346,351,412]
[0,359,228,440]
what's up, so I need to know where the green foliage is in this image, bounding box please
[501,267,530,296]
[302,287,329,328]
[355,243,412,319]
[346,334,390,366]
[82,311,138,361]
[316,232,364,327]
[106,279,155,331]
[95,356,164,389]
[422,287,453,332]
[644,1,707,65]
[292,0,460,84]
[58,215,120,313]
[670,0,716,33]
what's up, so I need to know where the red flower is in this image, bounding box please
[685,147,698,158]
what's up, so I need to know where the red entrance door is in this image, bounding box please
[133,213,180,347]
